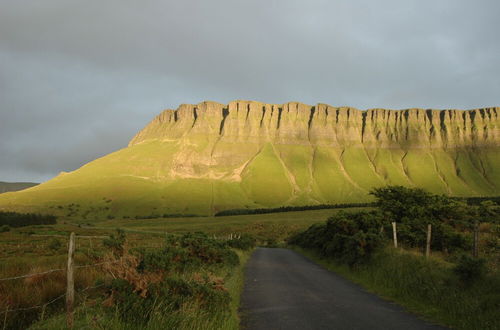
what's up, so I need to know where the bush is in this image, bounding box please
[0,225,10,232]
[103,229,126,255]
[47,238,62,251]
[226,234,256,250]
[289,211,386,266]
[138,232,239,273]
[369,186,499,252]
[101,232,238,325]
[454,254,487,284]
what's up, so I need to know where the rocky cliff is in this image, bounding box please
[0,101,498,216]
[131,101,498,148]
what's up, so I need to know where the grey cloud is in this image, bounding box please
[0,0,499,182]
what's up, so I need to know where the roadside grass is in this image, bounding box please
[292,246,500,330]
[30,247,253,330]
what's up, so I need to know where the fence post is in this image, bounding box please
[426,224,432,258]
[2,306,8,330]
[391,222,398,248]
[66,232,75,329]
[473,221,479,258]
[40,304,46,322]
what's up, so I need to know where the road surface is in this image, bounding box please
[240,248,446,330]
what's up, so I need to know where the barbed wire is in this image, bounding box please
[0,260,122,282]
[0,268,65,282]
[31,234,109,238]
[74,260,119,269]
[0,282,107,316]
[0,292,66,315]
[76,283,106,295]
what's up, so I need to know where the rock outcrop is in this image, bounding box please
[130,101,498,148]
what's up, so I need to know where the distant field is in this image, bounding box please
[81,207,370,242]
[0,207,367,261]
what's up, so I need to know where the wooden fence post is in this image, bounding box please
[3,306,8,330]
[66,232,75,329]
[391,222,398,248]
[426,224,432,258]
[473,221,479,258]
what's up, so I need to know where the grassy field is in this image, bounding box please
[76,207,368,244]
[0,207,363,261]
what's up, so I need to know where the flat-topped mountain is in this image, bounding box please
[0,101,498,217]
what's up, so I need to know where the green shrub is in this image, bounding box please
[370,186,498,252]
[289,210,386,266]
[103,229,126,255]
[47,238,62,251]
[138,232,239,273]
[102,232,238,325]
[227,234,256,250]
[0,225,10,232]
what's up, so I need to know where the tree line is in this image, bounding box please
[214,202,375,216]
[0,211,57,227]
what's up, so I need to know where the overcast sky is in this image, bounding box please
[1,0,499,182]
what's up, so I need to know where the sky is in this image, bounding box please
[0,0,499,183]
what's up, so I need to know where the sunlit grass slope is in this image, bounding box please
[0,141,497,218]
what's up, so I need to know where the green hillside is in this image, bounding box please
[0,101,498,217]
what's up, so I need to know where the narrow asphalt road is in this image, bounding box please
[240,248,446,330]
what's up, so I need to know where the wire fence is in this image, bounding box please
[0,260,113,315]
[1,283,108,316]
[0,261,120,282]
[0,233,121,328]
[0,230,242,327]
[0,268,65,282]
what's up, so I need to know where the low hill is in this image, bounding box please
[0,101,498,217]
[0,182,38,194]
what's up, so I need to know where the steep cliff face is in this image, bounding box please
[130,101,498,148]
[0,101,498,216]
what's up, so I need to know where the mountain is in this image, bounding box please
[0,101,498,217]
[0,182,38,194]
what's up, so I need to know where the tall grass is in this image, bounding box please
[0,254,103,329]
[294,247,500,330]
[31,250,252,330]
